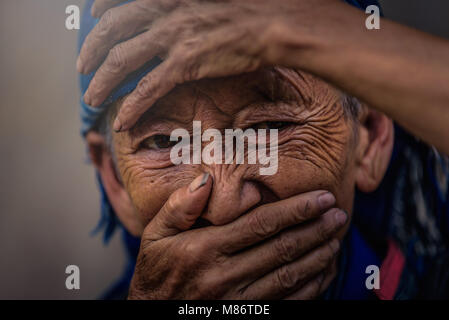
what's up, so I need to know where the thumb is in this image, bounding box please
[144,173,212,241]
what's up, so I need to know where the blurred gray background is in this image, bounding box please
[0,0,448,299]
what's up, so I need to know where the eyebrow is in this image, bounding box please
[129,111,191,140]
[128,93,198,138]
[234,100,309,127]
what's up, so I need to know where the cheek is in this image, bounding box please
[264,109,356,210]
[266,139,356,242]
[278,128,347,187]
[118,157,199,225]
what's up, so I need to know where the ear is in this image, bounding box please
[354,108,394,193]
[86,131,144,237]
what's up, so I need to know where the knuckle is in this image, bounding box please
[183,64,199,83]
[140,233,156,251]
[159,0,183,11]
[181,68,193,83]
[160,204,179,228]
[289,197,312,223]
[136,76,153,98]
[248,210,277,239]
[317,245,334,267]
[304,280,322,300]
[175,243,194,267]
[316,251,328,267]
[196,281,214,299]
[298,198,313,219]
[316,218,331,242]
[180,239,206,266]
[172,243,185,261]
[176,49,197,82]
[162,190,198,230]
[172,0,191,10]
[274,233,296,263]
[97,8,116,37]
[275,265,297,292]
[164,190,182,215]
[293,233,305,252]
[196,273,222,299]
[195,232,215,256]
[168,49,190,82]
[262,23,286,64]
[106,44,128,73]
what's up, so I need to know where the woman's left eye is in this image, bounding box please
[251,121,293,130]
[140,135,177,150]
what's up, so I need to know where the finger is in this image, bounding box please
[78,0,172,75]
[79,1,150,75]
[113,59,178,132]
[284,273,325,300]
[91,0,127,18]
[217,190,337,254]
[242,239,340,299]
[84,27,169,107]
[85,2,238,107]
[226,208,347,282]
[143,172,212,243]
[114,22,265,131]
[285,259,337,300]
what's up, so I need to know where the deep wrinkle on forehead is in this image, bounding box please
[193,67,314,116]
[126,68,338,138]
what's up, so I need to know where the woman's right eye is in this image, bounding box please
[140,135,177,150]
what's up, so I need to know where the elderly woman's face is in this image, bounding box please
[111,68,359,237]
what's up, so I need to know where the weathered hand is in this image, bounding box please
[128,173,346,300]
[78,0,338,132]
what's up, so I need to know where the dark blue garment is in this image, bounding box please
[323,224,381,300]
[325,125,449,299]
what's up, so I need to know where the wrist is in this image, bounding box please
[262,1,364,72]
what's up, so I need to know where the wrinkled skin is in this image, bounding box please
[106,68,362,299]
[114,68,356,229]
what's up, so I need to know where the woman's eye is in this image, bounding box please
[251,121,292,130]
[141,135,177,150]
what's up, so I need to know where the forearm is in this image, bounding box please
[272,2,449,154]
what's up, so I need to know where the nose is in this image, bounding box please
[201,164,262,226]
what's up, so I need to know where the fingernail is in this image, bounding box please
[318,192,335,209]
[113,118,122,132]
[329,239,340,254]
[189,173,210,193]
[335,210,348,226]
